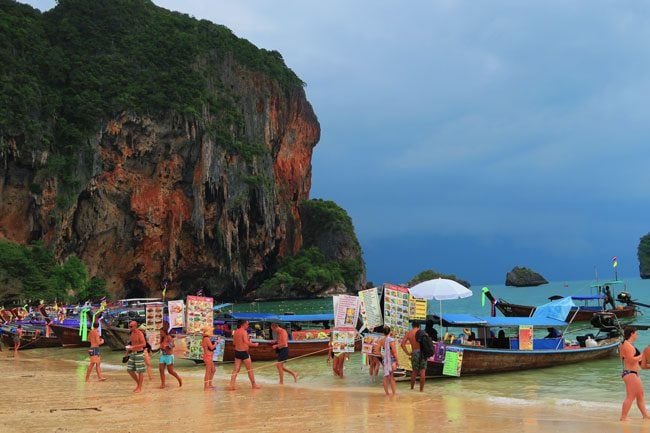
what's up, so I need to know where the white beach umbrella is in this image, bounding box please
[409,278,473,331]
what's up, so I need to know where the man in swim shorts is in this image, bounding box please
[271,323,299,384]
[126,320,146,393]
[401,322,427,392]
[228,320,261,390]
[85,322,107,382]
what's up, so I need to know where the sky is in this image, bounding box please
[23,0,650,286]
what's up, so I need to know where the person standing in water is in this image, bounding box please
[85,322,107,382]
[201,326,217,390]
[620,326,648,421]
[270,323,299,384]
[401,322,426,392]
[380,326,399,396]
[13,325,23,355]
[228,320,261,390]
[159,327,182,388]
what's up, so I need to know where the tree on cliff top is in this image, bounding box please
[407,269,471,288]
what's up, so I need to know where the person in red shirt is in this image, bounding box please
[85,322,107,382]
[228,320,261,390]
[270,323,298,384]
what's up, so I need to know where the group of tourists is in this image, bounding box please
[84,319,298,393]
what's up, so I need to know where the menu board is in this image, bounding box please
[397,343,412,371]
[359,287,383,331]
[185,334,204,360]
[186,296,213,334]
[408,296,427,320]
[168,300,185,329]
[331,328,356,353]
[145,303,164,332]
[145,330,161,351]
[442,347,463,376]
[361,332,383,355]
[171,335,190,359]
[383,284,410,338]
[519,325,533,351]
[212,339,225,363]
[334,295,361,329]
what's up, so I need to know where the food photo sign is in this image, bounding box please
[186,296,213,334]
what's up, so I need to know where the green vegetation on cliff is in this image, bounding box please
[259,200,365,296]
[407,269,471,288]
[0,0,303,206]
[638,233,650,279]
[0,240,108,303]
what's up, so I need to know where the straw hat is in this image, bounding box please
[463,328,472,336]
[202,326,213,336]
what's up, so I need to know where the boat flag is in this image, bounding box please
[612,256,618,268]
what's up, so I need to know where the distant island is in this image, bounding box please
[505,266,548,287]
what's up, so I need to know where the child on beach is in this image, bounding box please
[380,326,399,396]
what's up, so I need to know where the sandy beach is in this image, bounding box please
[0,348,645,433]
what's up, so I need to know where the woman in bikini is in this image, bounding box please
[158,327,182,388]
[201,326,217,390]
[620,326,649,421]
[327,333,347,378]
[379,325,399,396]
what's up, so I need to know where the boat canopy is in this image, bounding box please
[213,303,234,311]
[227,312,334,322]
[435,313,568,328]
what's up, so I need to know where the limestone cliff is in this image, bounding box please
[505,266,548,287]
[0,0,361,300]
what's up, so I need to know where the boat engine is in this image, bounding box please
[590,312,621,337]
[617,291,650,308]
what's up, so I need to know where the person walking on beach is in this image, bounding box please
[401,322,426,392]
[201,326,217,390]
[13,325,23,355]
[620,326,648,421]
[159,327,182,388]
[380,326,399,396]
[228,320,261,390]
[125,321,146,393]
[85,322,107,382]
[143,338,153,381]
[327,333,348,378]
[270,323,298,384]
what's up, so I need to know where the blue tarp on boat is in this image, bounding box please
[436,314,567,328]
[533,297,575,321]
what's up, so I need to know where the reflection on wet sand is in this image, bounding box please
[0,349,641,433]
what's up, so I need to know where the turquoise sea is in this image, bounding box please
[230,278,650,411]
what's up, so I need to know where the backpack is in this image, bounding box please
[416,329,435,359]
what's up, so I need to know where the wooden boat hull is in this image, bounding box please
[50,324,90,347]
[101,326,131,351]
[419,339,619,378]
[223,339,331,362]
[1,333,62,350]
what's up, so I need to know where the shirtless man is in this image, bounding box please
[126,321,146,393]
[228,320,261,390]
[401,322,426,392]
[85,322,107,382]
[13,325,23,355]
[270,323,298,384]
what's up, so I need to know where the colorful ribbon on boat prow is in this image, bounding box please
[481,287,489,307]
[78,307,91,342]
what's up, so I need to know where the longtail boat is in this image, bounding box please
[408,312,620,379]
[482,285,637,322]
[1,324,62,350]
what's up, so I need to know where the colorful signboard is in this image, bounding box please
[331,328,356,353]
[292,329,331,341]
[361,332,383,355]
[334,295,361,329]
[168,300,185,329]
[212,339,225,362]
[442,347,463,376]
[519,325,533,351]
[359,287,383,331]
[186,296,213,334]
[383,284,410,338]
[408,296,427,320]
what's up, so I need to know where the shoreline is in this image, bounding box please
[1,349,639,433]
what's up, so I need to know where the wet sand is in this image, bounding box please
[0,349,646,433]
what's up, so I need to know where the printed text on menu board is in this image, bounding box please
[383,284,410,338]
